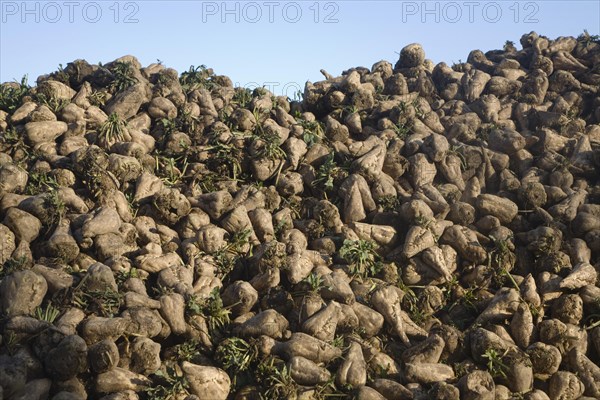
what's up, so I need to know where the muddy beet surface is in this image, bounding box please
[1,31,600,400]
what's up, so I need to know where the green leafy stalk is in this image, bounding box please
[0,75,29,112]
[339,239,382,278]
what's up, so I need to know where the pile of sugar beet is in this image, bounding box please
[2,30,600,400]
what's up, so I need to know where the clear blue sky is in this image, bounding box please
[1,1,599,97]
